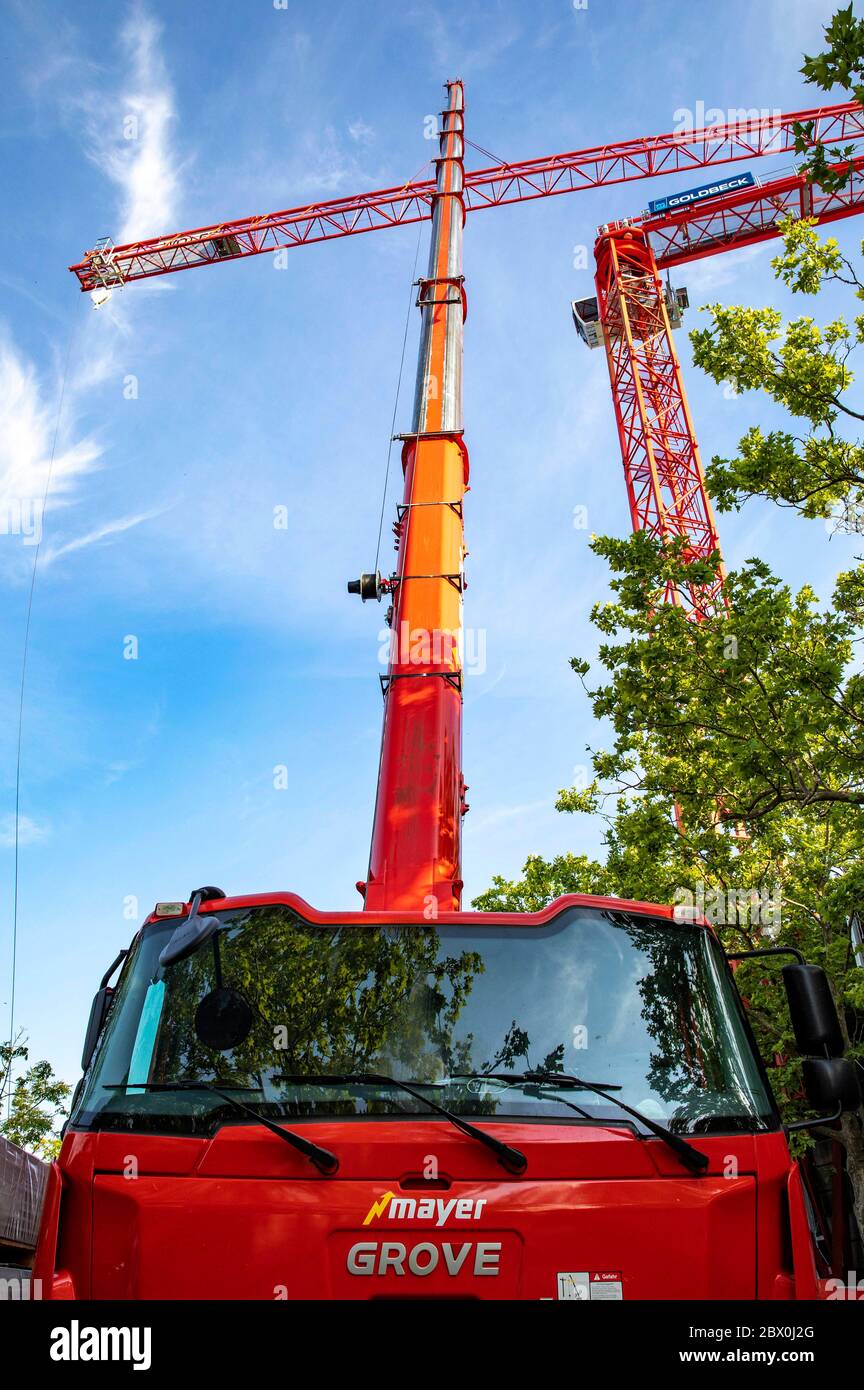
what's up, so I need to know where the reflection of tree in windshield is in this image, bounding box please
[152,909,486,1098]
[155,912,699,1114]
[482,1022,566,1077]
[627,921,729,1108]
[78,905,772,1135]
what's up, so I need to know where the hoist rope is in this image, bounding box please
[373,221,426,576]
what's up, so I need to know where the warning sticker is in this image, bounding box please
[590,1271,623,1301]
[556,1271,589,1300]
[556,1270,623,1300]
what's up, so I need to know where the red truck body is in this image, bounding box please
[34,892,823,1301]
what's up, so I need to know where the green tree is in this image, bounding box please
[701,2,864,528]
[151,907,485,1088]
[477,6,864,1235]
[475,540,864,1230]
[691,224,864,532]
[795,4,864,192]
[0,1035,71,1161]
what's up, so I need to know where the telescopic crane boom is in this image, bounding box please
[359,79,469,912]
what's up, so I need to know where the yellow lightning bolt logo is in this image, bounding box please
[362,1191,395,1226]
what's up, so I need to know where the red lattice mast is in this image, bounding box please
[594,227,726,617]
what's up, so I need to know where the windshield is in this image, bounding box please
[74,905,776,1138]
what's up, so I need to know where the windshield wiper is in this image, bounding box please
[274,1072,527,1175]
[103,1081,338,1175]
[455,1070,709,1174]
[454,1072,622,1091]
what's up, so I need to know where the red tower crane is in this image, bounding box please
[593,225,728,617]
[572,156,864,616]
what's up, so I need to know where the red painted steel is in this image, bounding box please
[645,156,864,268]
[32,892,820,1300]
[591,156,864,618]
[594,227,726,617]
[69,103,864,290]
[34,1102,820,1300]
[364,81,468,912]
[37,1123,776,1300]
[147,887,682,925]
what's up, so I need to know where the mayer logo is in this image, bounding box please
[362,1190,488,1227]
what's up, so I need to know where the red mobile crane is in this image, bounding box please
[34,88,863,1301]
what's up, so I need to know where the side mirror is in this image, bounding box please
[159,889,225,968]
[781,963,844,1057]
[159,911,220,968]
[801,1057,861,1119]
[81,948,128,1072]
[81,986,113,1072]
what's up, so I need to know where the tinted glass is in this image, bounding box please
[74,905,775,1136]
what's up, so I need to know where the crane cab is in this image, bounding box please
[572,280,689,350]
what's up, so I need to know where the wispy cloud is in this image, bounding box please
[468,800,551,835]
[41,504,173,565]
[348,119,375,145]
[283,124,384,197]
[682,242,768,297]
[104,760,137,787]
[80,8,181,244]
[0,9,183,579]
[401,2,523,75]
[0,813,48,849]
[0,326,173,576]
[0,329,101,539]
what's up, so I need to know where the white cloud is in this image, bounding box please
[284,124,381,197]
[105,760,136,786]
[348,119,375,145]
[401,3,522,74]
[0,814,48,848]
[80,8,181,244]
[0,330,102,521]
[0,328,173,575]
[0,11,183,580]
[42,503,173,565]
[468,800,551,835]
[680,242,769,297]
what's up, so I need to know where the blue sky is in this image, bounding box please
[1,0,861,1088]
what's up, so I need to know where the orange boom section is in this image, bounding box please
[364,81,469,913]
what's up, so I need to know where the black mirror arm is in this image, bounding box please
[726,947,805,964]
[100,948,129,990]
[785,1103,843,1133]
